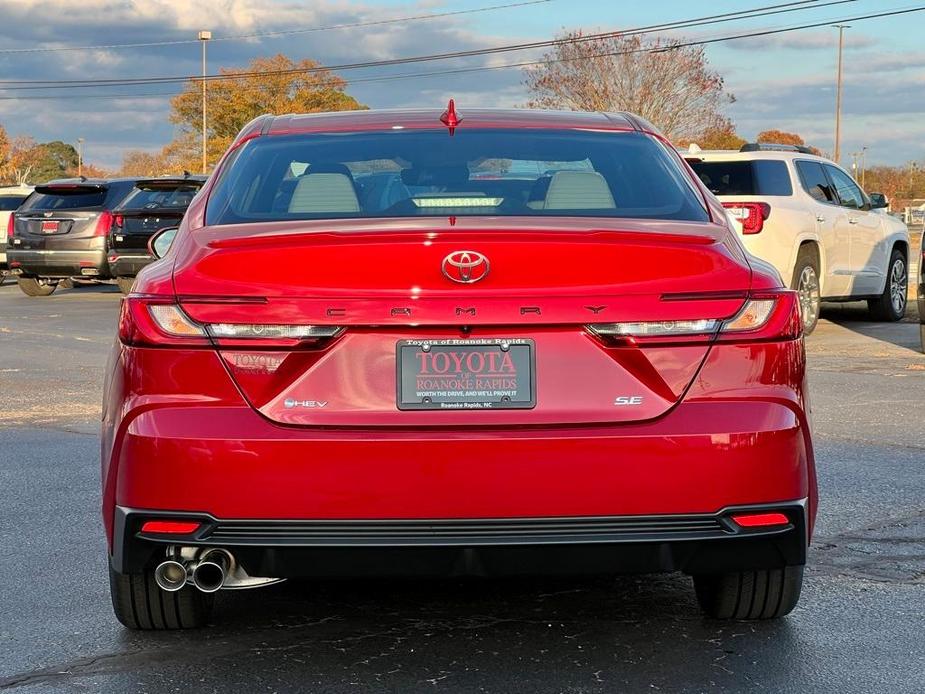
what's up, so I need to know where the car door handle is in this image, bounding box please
[816,215,826,223]
[848,218,859,224]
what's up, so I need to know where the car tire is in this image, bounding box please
[109,565,214,630]
[791,247,820,335]
[117,277,135,295]
[17,277,58,297]
[868,248,907,322]
[693,565,803,620]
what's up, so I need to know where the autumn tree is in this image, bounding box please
[118,149,171,177]
[677,121,746,150]
[168,54,365,171]
[522,32,733,142]
[0,136,38,185]
[756,129,822,155]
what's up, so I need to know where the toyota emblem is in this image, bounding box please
[442,251,490,284]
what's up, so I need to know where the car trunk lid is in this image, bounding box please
[174,218,751,427]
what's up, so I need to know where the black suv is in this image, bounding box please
[8,178,138,296]
[108,175,206,294]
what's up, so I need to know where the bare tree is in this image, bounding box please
[523,32,733,142]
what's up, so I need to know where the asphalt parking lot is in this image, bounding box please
[1,282,923,693]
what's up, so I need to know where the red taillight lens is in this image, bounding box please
[6,212,15,239]
[119,297,344,348]
[119,298,210,347]
[723,202,770,234]
[140,520,201,534]
[113,214,124,230]
[94,210,114,237]
[731,512,790,528]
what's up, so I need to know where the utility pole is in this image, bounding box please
[198,30,212,174]
[860,146,867,189]
[77,137,84,177]
[833,25,850,163]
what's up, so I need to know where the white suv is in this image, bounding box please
[686,144,910,333]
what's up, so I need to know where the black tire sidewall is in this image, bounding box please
[791,250,820,335]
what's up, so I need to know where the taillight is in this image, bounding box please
[112,214,124,230]
[587,290,802,344]
[722,202,770,234]
[6,212,14,239]
[94,210,114,237]
[119,297,343,348]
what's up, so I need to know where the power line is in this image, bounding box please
[1,0,917,102]
[0,0,553,55]
[0,0,853,90]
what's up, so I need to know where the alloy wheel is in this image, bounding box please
[797,265,820,330]
[889,257,907,314]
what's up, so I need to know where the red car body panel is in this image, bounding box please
[101,108,816,583]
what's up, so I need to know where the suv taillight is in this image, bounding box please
[94,210,114,237]
[723,202,770,234]
[6,212,14,239]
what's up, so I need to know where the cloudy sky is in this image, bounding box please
[0,0,922,169]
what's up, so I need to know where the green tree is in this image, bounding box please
[28,141,79,183]
[169,54,365,171]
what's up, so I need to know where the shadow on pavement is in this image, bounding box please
[2,574,807,692]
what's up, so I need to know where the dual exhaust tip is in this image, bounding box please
[154,550,230,593]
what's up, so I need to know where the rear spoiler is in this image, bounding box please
[35,183,107,194]
[134,177,207,190]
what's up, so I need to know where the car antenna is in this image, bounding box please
[440,98,461,135]
[183,170,191,178]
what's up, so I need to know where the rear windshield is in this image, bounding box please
[18,182,134,212]
[0,195,28,211]
[19,187,108,211]
[206,129,709,225]
[689,160,793,196]
[117,182,203,211]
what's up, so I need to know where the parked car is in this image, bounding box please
[103,107,817,629]
[108,174,207,294]
[686,143,910,333]
[7,178,138,296]
[0,185,34,277]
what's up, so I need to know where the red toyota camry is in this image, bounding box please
[102,105,817,629]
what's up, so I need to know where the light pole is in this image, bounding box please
[198,30,212,174]
[77,137,84,177]
[833,25,850,163]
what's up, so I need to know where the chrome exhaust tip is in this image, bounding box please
[154,559,188,592]
[191,551,230,593]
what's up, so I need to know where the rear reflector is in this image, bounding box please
[140,520,201,534]
[730,512,789,528]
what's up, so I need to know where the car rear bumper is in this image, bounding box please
[112,502,808,576]
[108,251,153,278]
[107,398,814,576]
[7,247,111,279]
